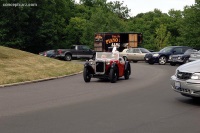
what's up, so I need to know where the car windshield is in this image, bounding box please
[96,52,119,60]
[140,48,150,53]
[159,47,173,53]
[184,49,197,55]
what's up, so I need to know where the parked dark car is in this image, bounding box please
[168,49,197,66]
[189,50,200,62]
[145,46,192,65]
[39,50,56,58]
[54,45,95,61]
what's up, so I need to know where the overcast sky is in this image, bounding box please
[75,0,195,17]
[107,0,195,16]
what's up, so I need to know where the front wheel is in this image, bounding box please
[83,67,91,82]
[109,68,118,83]
[183,58,189,64]
[148,60,154,65]
[64,54,72,61]
[159,56,167,65]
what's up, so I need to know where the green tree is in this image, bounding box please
[154,24,171,50]
[179,2,200,49]
[66,17,87,47]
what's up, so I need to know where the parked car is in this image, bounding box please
[83,52,131,83]
[120,48,151,63]
[145,46,192,65]
[168,49,197,66]
[170,60,200,98]
[39,50,56,58]
[54,45,95,61]
[189,50,200,62]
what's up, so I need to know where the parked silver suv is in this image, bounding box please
[170,60,200,98]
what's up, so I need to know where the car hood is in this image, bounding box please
[177,60,200,73]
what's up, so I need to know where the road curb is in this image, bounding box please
[0,71,83,88]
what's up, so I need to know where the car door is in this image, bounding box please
[82,45,93,58]
[129,48,141,60]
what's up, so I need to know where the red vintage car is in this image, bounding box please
[83,52,131,83]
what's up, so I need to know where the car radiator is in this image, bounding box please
[95,61,105,74]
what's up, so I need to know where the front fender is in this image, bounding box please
[84,62,94,74]
[110,63,119,75]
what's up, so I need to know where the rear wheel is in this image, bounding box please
[83,67,91,82]
[124,65,130,80]
[109,68,118,83]
[123,56,128,61]
[64,54,72,61]
[159,56,167,65]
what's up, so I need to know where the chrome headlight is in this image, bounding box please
[89,59,94,65]
[169,56,172,60]
[90,61,94,65]
[178,56,181,60]
[153,53,159,57]
[191,73,200,80]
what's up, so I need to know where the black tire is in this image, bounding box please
[183,58,189,64]
[123,56,128,61]
[170,62,176,66]
[124,65,130,80]
[109,68,118,83]
[64,54,72,61]
[83,67,91,82]
[148,60,154,65]
[159,56,167,65]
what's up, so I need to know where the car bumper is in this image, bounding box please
[168,59,184,63]
[170,75,200,97]
[145,56,159,63]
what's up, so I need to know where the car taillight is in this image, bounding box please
[44,52,47,56]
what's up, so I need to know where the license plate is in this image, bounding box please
[175,81,181,89]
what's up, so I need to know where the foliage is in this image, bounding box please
[0,0,199,52]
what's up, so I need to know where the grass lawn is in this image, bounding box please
[0,46,83,85]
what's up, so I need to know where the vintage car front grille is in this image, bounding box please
[177,71,192,80]
[95,61,105,73]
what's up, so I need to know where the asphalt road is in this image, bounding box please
[0,62,200,133]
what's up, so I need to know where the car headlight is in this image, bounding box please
[153,53,159,57]
[191,73,200,80]
[169,56,172,60]
[178,56,181,60]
